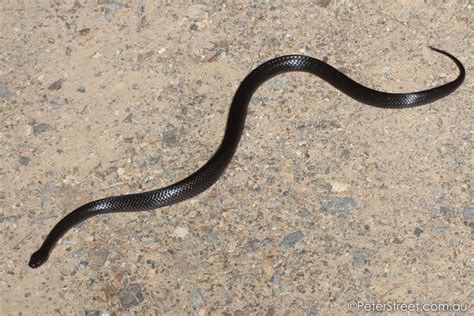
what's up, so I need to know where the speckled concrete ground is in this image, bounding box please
[1,1,472,315]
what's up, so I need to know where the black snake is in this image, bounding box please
[29,47,465,268]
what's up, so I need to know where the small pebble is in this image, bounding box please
[85,311,100,316]
[19,156,31,166]
[49,99,59,110]
[148,157,160,165]
[316,0,332,8]
[89,247,109,267]
[306,305,318,316]
[329,181,349,193]
[270,272,282,284]
[392,237,403,244]
[414,227,423,237]
[297,208,313,218]
[243,239,262,254]
[172,226,189,238]
[279,231,303,248]
[191,289,204,310]
[118,283,144,310]
[72,247,85,257]
[48,79,64,90]
[274,76,289,88]
[352,248,378,267]
[268,37,280,48]
[0,83,13,99]
[77,85,86,93]
[79,28,90,36]
[79,260,89,269]
[132,83,140,90]
[439,206,453,219]
[24,125,33,136]
[186,4,208,17]
[207,229,219,244]
[432,226,448,233]
[146,259,160,269]
[241,42,251,50]
[463,207,474,221]
[163,129,179,146]
[33,123,50,135]
[319,196,357,218]
[116,167,125,177]
[243,237,272,254]
[91,52,102,59]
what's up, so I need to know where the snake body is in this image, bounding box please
[29,47,465,268]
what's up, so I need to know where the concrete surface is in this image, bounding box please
[0,0,472,314]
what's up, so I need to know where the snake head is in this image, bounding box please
[29,249,49,269]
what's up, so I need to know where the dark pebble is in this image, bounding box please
[319,196,357,218]
[352,248,378,268]
[72,247,85,257]
[463,207,474,221]
[85,310,100,316]
[316,0,332,8]
[432,226,448,233]
[207,229,219,244]
[270,272,282,284]
[414,227,423,237]
[243,239,262,253]
[266,306,275,316]
[146,259,160,269]
[104,7,114,22]
[148,156,160,165]
[118,283,144,309]
[123,113,133,123]
[306,305,318,316]
[297,207,313,218]
[191,289,204,310]
[79,260,88,269]
[19,156,31,166]
[439,206,453,219]
[241,42,251,50]
[132,83,140,90]
[279,230,303,248]
[33,123,50,135]
[89,247,109,267]
[0,83,13,99]
[79,28,91,36]
[163,128,179,146]
[0,213,4,223]
[48,79,64,90]
[296,285,305,293]
[243,237,272,254]
[268,37,280,48]
[77,85,86,93]
[49,98,60,110]
[392,237,403,244]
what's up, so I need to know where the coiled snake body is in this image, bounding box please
[29,47,465,268]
